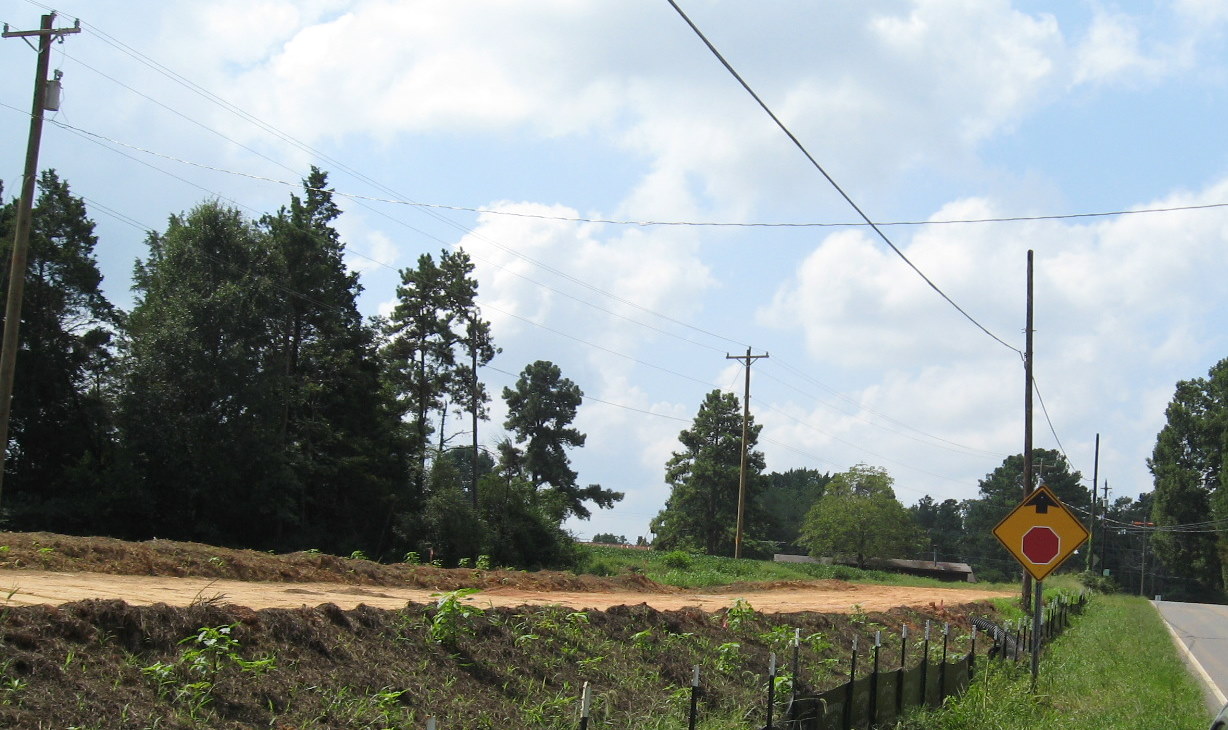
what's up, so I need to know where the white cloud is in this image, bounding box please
[1174,0,1228,26]
[1072,9,1188,86]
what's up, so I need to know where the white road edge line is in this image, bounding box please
[1155,601,1228,707]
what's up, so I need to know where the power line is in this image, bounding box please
[486,364,692,423]
[1031,378,1073,471]
[756,400,973,488]
[26,108,746,358]
[757,363,1006,460]
[56,19,756,354]
[20,105,1226,236]
[663,0,1022,356]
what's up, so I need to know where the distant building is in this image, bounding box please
[774,554,977,583]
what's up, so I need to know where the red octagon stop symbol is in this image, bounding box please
[1021,526,1060,565]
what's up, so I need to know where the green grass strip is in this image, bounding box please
[901,595,1210,730]
[579,545,1025,591]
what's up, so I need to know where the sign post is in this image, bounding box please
[992,485,1089,687]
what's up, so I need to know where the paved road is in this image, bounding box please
[1154,600,1228,714]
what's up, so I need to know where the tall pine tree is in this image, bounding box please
[262,169,406,554]
[0,171,119,532]
[651,389,764,556]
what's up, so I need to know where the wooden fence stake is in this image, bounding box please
[843,635,858,730]
[579,681,591,730]
[688,665,700,730]
[897,624,909,718]
[869,630,881,725]
[766,652,776,730]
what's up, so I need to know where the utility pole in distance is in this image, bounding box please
[1086,433,1099,571]
[726,347,768,559]
[1022,250,1035,611]
[0,14,80,509]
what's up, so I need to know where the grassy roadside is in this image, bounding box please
[579,545,1022,592]
[900,594,1210,730]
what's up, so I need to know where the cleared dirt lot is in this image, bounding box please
[1,569,1011,613]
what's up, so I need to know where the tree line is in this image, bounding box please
[0,169,620,567]
[7,169,1220,593]
[650,388,1171,592]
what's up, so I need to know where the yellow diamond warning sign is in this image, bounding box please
[992,485,1089,582]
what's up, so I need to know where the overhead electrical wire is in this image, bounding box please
[19,107,740,360]
[22,115,1013,489]
[485,364,692,423]
[758,361,1007,460]
[55,18,755,354]
[663,0,1021,356]
[756,400,970,486]
[7,8,1071,489]
[1032,377,1073,469]
[16,107,1221,235]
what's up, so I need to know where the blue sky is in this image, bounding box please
[3,0,1227,546]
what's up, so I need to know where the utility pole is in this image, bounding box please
[0,14,80,509]
[1086,433,1099,571]
[1100,481,1111,574]
[726,346,768,559]
[469,317,480,509]
[1022,250,1035,611]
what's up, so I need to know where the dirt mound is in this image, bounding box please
[0,532,671,593]
[0,594,1002,729]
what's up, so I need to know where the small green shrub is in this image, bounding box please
[725,598,756,630]
[587,559,615,576]
[830,565,858,580]
[1077,570,1120,594]
[428,588,484,645]
[661,550,693,570]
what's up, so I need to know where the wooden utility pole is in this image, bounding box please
[1086,433,1099,571]
[1100,481,1111,573]
[0,14,80,508]
[726,347,768,559]
[1022,250,1035,610]
[469,318,480,509]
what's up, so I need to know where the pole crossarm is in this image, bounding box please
[725,347,768,559]
[3,17,81,40]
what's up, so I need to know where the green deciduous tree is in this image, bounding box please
[651,389,764,556]
[799,464,920,569]
[960,449,1086,582]
[0,171,119,532]
[501,360,620,522]
[910,495,964,561]
[119,201,285,546]
[591,533,627,545]
[474,438,581,569]
[1148,358,1228,598]
[758,468,831,553]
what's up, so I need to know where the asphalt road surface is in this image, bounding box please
[1154,599,1228,715]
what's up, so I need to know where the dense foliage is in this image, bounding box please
[1147,357,1228,600]
[0,170,614,568]
[799,465,921,568]
[4,169,1204,587]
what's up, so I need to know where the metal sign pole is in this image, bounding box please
[1030,579,1042,689]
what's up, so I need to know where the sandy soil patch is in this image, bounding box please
[0,570,1011,613]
